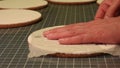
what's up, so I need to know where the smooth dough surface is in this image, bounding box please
[0,0,48,9]
[0,9,41,25]
[28,26,120,58]
[47,0,96,3]
[97,0,104,4]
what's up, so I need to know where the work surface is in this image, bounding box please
[0,3,120,68]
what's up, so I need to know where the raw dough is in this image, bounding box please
[0,0,48,9]
[97,0,104,4]
[47,0,96,4]
[0,9,41,28]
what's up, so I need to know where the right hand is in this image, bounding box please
[44,17,120,45]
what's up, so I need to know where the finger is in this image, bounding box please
[44,21,95,39]
[46,29,86,40]
[59,33,94,44]
[43,22,87,37]
[43,26,65,36]
[105,0,120,18]
[95,0,111,19]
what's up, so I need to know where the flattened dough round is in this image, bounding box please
[97,0,104,4]
[0,9,41,28]
[0,0,48,9]
[28,26,117,58]
[47,0,96,4]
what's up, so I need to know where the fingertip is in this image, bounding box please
[59,38,70,45]
[45,34,58,40]
[43,31,50,37]
[58,37,80,45]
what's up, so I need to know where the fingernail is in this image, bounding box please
[46,34,58,40]
[59,38,68,44]
[43,31,50,35]
[43,31,49,37]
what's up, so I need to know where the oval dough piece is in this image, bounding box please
[0,9,41,28]
[28,26,118,58]
[0,0,48,9]
[97,0,104,4]
[47,0,96,4]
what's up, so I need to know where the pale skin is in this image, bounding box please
[43,0,120,45]
[95,0,120,19]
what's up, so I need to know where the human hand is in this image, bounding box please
[95,0,120,19]
[43,17,120,44]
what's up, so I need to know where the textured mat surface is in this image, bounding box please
[0,3,120,68]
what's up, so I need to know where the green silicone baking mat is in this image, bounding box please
[0,3,120,68]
